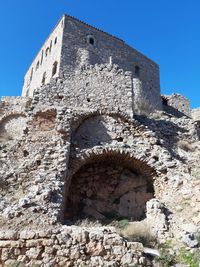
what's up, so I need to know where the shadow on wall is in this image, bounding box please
[64,150,156,224]
[72,115,122,149]
[134,114,187,162]
[163,104,189,118]
[196,121,200,140]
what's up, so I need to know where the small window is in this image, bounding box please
[45,47,50,57]
[36,61,39,71]
[42,72,46,85]
[87,35,95,46]
[135,66,140,77]
[52,61,58,77]
[89,37,94,45]
[30,68,33,81]
[50,41,52,53]
[54,37,57,45]
[40,50,44,65]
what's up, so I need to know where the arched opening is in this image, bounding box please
[89,37,94,45]
[36,61,39,71]
[64,150,155,223]
[135,65,140,77]
[0,114,27,141]
[40,50,44,65]
[41,72,46,85]
[71,114,136,150]
[87,35,95,46]
[45,47,49,57]
[50,41,52,53]
[52,61,58,77]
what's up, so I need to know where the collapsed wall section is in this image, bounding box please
[32,64,135,117]
[162,94,191,117]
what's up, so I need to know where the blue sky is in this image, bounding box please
[0,0,199,108]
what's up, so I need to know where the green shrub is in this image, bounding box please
[177,247,200,267]
[117,219,129,229]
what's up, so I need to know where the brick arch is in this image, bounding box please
[0,112,26,123]
[69,148,157,179]
[64,148,157,222]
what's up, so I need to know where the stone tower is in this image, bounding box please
[1,14,199,267]
[22,14,162,115]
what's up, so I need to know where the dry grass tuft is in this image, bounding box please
[117,220,156,246]
[177,140,194,152]
[75,218,103,228]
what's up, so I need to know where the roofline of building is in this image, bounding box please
[24,13,159,78]
[63,14,125,43]
[63,14,159,67]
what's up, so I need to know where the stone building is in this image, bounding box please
[22,14,162,115]
[0,14,200,267]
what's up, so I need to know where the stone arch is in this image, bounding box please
[0,113,27,140]
[65,148,157,222]
[71,110,132,132]
[70,111,147,150]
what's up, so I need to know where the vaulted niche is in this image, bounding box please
[65,150,155,222]
[0,114,27,141]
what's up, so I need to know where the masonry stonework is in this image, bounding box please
[22,18,64,97]
[1,14,200,267]
[22,14,162,114]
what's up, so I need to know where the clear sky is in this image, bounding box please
[0,0,199,108]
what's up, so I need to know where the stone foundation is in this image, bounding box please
[0,227,147,267]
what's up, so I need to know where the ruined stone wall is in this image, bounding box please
[22,16,65,97]
[0,227,148,267]
[0,91,166,230]
[66,162,154,221]
[1,88,200,265]
[162,94,191,117]
[31,65,135,117]
[192,108,200,122]
[30,63,162,117]
[0,97,31,117]
[0,97,30,141]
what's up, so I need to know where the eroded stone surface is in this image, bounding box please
[66,162,154,221]
[0,14,200,267]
